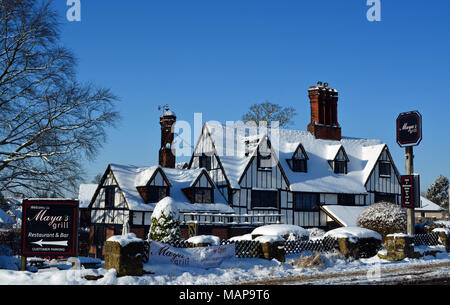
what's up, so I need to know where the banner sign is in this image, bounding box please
[401,175,420,209]
[396,111,422,147]
[22,199,79,257]
[148,240,235,268]
[401,175,414,208]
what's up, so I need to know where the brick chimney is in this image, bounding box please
[158,105,176,168]
[307,81,342,141]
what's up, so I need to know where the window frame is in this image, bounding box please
[104,186,115,208]
[338,194,356,206]
[192,187,214,204]
[145,185,170,203]
[293,192,320,212]
[257,147,273,171]
[292,158,307,173]
[251,190,279,209]
[199,154,212,171]
[378,161,391,178]
[334,160,347,174]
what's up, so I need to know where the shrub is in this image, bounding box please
[148,197,181,243]
[357,201,407,238]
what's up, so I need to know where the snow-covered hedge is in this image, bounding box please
[251,224,309,241]
[148,197,181,243]
[187,235,221,246]
[324,227,382,241]
[424,220,450,233]
[357,201,407,238]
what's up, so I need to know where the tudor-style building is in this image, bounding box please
[83,82,405,257]
[189,82,402,228]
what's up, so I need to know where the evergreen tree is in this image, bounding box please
[426,175,449,211]
[148,198,181,243]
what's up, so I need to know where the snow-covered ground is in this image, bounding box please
[1,249,450,285]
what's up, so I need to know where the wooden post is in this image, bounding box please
[20,256,26,271]
[405,146,415,235]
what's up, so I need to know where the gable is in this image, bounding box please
[238,137,290,190]
[90,166,129,210]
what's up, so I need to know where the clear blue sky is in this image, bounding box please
[53,0,450,192]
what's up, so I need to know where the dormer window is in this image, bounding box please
[329,146,349,175]
[287,144,308,173]
[193,188,214,203]
[145,186,170,203]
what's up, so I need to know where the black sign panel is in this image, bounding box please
[22,199,78,257]
[397,111,422,147]
[401,175,414,208]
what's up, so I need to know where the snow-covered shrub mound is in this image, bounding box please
[424,220,450,233]
[324,227,382,241]
[252,224,309,241]
[357,201,406,238]
[187,235,221,246]
[307,228,326,239]
[324,227,382,259]
[229,234,253,242]
[148,197,181,243]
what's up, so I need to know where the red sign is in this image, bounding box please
[21,199,79,257]
[396,111,422,147]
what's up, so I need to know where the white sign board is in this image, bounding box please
[148,240,235,268]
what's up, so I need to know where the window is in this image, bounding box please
[375,192,397,204]
[334,160,347,174]
[292,159,307,173]
[338,194,355,206]
[199,154,212,171]
[146,186,169,203]
[294,193,319,211]
[251,190,278,209]
[379,161,391,177]
[104,186,115,208]
[257,146,272,170]
[193,188,213,203]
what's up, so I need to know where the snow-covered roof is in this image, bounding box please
[78,184,98,208]
[204,122,388,194]
[108,164,233,213]
[321,205,368,227]
[417,196,446,212]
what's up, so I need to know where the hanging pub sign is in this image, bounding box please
[401,175,421,208]
[21,199,79,257]
[396,111,423,147]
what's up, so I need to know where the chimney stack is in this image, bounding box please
[158,105,176,168]
[307,81,342,141]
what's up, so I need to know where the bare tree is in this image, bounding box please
[242,101,297,128]
[0,0,119,197]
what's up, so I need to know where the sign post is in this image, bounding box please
[21,199,79,259]
[397,111,422,235]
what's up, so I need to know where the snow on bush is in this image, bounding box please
[307,228,326,238]
[424,220,450,233]
[357,201,406,238]
[187,235,221,246]
[148,197,181,243]
[252,224,309,241]
[229,234,253,242]
[324,227,382,241]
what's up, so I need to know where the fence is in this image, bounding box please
[163,238,338,258]
[414,232,440,246]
